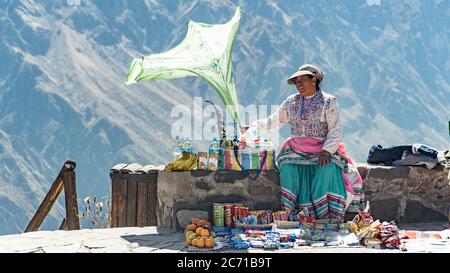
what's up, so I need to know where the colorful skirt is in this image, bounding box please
[277,137,364,221]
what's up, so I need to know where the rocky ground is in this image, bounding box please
[0,222,448,253]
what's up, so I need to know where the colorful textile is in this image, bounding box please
[250,90,342,154]
[280,163,347,221]
[248,91,364,216]
[223,149,275,170]
[401,230,442,240]
[277,137,364,213]
[277,137,348,169]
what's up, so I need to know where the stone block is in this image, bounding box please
[401,201,447,223]
[368,198,400,222]
[157,170,280,230]
[368,166,410,179]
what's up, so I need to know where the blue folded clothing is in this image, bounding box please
[279,242,294,249]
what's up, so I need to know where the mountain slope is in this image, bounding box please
[0,0,448,235]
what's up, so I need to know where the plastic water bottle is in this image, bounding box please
[172,136,182,161]
[209,137,220,154]
[182,137,193,153]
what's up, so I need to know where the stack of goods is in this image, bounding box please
[217,229,285,250]
[272,210,291,222]
[315,219,341,231]
[208,204,402,250]
[249,210,273,225]
[263,232,281,250]
[273,210,300,229]
[213,203,274,229]
[235,208,273,228]
[237,230,282,250]
[279,231,297,249]
[245,230,266,249]
[213,203,237,228]
[379,221,401,249]
[232,205,249,225]
[348,211,400,249]
[228,229,250,250]
[297,208,314,224]
[184,218,216,250]
[292,208,359,247]
[212,226,232,249]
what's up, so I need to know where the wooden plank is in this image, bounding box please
[59,218,67,230]
[147,173,158,226]
[25,176,64,232]
[110,173,155,181]
[126,180,138,226]
[62,170,80,230]
[117,180,128,227]
[111,179,120,228]
[136,181,148,227]
[25,161,76,233]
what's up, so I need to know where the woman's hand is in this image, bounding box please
[240,125,250,134]
[319,150,331,167]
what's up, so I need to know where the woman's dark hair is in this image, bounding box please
[307,75,321,91]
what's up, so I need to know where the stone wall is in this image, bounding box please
[157,170,280,229]
[357,163,449,223]
[155,165,450,230]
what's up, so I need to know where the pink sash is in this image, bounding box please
[279,137,362,195]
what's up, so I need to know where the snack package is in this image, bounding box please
[197,152,208,170]
[224,204,234,227]
[207,152,218,171]
[213,203,224,227]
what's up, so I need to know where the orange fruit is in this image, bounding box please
[192,218,200,225]
[195,237,205,248]
[186,224,197,232]
[195,227,204,236]
[205,237,214,248]
[197,220,209,227]
[186,237,193,245]
[200,229,210,237]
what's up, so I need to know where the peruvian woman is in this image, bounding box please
[245,64,363,222]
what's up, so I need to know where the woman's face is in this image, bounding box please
[293,76,316,97]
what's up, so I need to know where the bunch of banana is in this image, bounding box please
[165,152,198,171]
